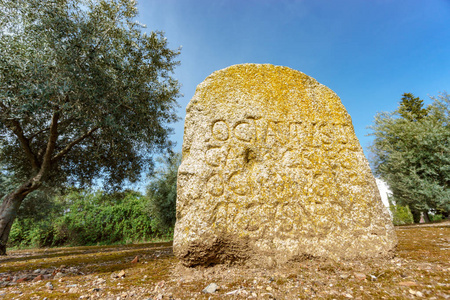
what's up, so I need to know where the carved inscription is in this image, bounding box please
[204,118,362,236]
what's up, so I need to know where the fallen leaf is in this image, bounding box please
[344,293,353,298]
[353,272,366,280]
[399,281,419,287]
[118,270,125,278]
[33,275,43,282]
[131,256,139,264]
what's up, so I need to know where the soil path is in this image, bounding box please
[0,224,449,299]
[396,220,450,229]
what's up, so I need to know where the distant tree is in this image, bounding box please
[147,152,180,235]
[0,0,180,254]
[398,93,429,121]
[370,93,450,222]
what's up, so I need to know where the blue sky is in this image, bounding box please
[137,0,450,157]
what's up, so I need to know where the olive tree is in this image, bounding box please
[0,0,180,254]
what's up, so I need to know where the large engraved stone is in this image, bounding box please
[174,64,397,267]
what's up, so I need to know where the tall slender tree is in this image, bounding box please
[0,0,180,254]
[147,151,181,235]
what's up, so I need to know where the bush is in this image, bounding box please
[390,205,414,225]
[52,190,154,246]
[8,189,62,248]
[430,214,443,222]
[8,189,156,248]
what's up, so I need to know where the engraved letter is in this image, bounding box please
[205,147,228,167]
[207,173,224,196]
[229,171,250,195]
[289,122,302,144]
[265,121,287,145]
[212,120,229,141]
[233,121,254,142]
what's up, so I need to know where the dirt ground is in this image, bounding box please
[0,222,449,300]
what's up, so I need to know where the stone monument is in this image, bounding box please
[173,64,397,267]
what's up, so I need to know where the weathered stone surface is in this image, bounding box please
[173,64,397,267]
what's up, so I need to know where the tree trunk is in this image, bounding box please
[423,211,431,223]
[410,208,421,223]
[0,180,40,255]
[0,111,59,255]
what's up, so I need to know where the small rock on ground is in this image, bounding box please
[202,283,218,293]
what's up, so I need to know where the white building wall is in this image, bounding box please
[375,178,393,208]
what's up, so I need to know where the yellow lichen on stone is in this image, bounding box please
[174,64,397,267]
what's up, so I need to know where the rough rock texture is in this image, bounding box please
[173,64,397,267]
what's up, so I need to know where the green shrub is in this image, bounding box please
[8,219,30,248]
[430,214,443,222]
[390,205,414,225]
[52,190,154,246]
[8,189,157,248]
[8,189,62,248]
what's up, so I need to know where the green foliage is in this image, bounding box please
[0,0,180,189]
[9,218,56,248]
[0,166,11,201]
[0,162,19,201]
[8,190,155,248]
[8,189,64,248]
[147,152,181,235]
[370,92,450,219]
[430,214,443,222]
[55,190,153,245]
[398,93,430,121]
[389,205,414,225]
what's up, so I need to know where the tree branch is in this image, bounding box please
[0,101,8,112]
[37,111,60,179]
[0,116,40,172]
[51,127,99,162]
[28,127,50,141]
[28,117,75,141]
